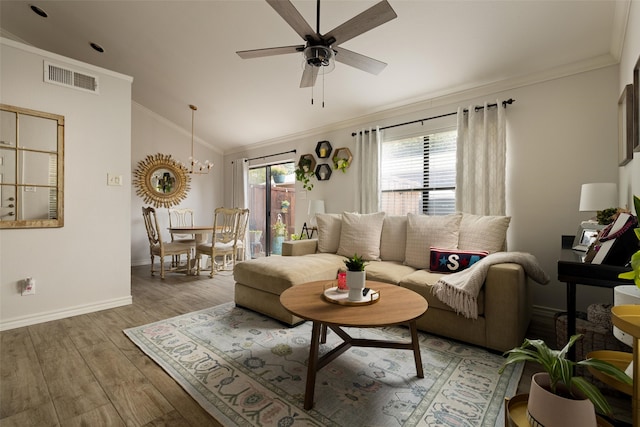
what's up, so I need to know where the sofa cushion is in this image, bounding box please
[429,247,488,273]
[233,253,345,295]
[337,211,386,261]
[404,213,462,269]
[458,213,511,253]
[380,215,407,262]
[399,269,485,316]
[364,260,416,285]
[316,213,342,253]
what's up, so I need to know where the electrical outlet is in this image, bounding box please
[22,277,35,296]
[107,173,123,186]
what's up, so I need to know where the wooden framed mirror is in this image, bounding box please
[0,104,64,229]
[133,153,191,208]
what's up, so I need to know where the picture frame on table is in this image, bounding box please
[572,222,602,252]
[634,55,639,152]
[618,83,633,166]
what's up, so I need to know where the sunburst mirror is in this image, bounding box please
[133,153,191,208]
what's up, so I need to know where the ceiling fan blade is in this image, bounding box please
[236,45,304,59]
[300,64,318,88]
[266,0,319,42]
[324,0,397,45]
[333,46,387,75]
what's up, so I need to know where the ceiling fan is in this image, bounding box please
[236,0,397,88]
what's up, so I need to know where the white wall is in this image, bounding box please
[130,103,224,266]
[620,0,640,205]
[0,39,132,330]
[225,63,623,315]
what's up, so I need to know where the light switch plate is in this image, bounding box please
[107,173,123,186]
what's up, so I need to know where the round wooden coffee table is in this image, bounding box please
[280,280,428,410]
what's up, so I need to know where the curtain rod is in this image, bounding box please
[351,98,515,137]
[244,149,297,162]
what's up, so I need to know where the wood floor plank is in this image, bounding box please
[0,402,59,427]
[59,314,110,350]
[78,341,174,426]
[59,403,125,427]
[28,321,79,362]
[0,329,51,419]
[142,409,193,427]
[121,347,220,426]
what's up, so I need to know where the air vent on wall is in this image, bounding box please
[43,61,99,94]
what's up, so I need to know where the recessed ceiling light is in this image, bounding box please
[30,4,48,18]
[90,42,105,53]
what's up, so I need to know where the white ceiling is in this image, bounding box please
[0,1,629,153]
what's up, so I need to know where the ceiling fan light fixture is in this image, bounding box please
[303,46,335,73]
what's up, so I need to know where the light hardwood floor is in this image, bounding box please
[0,265,632,426]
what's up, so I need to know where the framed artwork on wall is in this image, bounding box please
[634,55,639,152]
[618,84,633,166]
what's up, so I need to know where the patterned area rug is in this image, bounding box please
[124,303,522,427]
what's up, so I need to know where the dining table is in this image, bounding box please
[168,225,215,273]
[168,225,214,244]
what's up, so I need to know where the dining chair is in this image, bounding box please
[196,207,247,277]
[142,206,192,279]
[168,207,196,266]
[235,208,250,262]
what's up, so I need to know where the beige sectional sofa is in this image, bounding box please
[234,211,536,352]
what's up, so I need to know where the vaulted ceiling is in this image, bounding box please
[0,1,629,153]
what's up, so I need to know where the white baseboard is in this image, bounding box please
[0,296,133,331]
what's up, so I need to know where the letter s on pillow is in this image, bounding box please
[429,247,489,273]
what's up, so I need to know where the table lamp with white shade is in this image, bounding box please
[579,182,618,221]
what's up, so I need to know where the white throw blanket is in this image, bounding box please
[431,252,550,319]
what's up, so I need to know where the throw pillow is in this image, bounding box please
[316,213,342,253]
[336,211,386,261]
[429,247,488,273]
[404,213,462,269]
[458,213,511,253]
[380,215,407,262]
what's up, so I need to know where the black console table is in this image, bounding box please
[557,236,632,360]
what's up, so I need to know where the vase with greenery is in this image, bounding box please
[271,216,287,255]
[271,165,287,184]
[500,334,631,423]
[280,199,290,212]
[295,158,315,191]
[333,157,349,173]
[344,253,368,301]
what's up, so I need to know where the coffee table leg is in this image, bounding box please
[304,321,322,410]
[409,321,424,378]
[321,323,327,344]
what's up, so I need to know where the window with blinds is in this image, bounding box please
[380,129,457,215]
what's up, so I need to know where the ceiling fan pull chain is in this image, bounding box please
[322,71,325,108]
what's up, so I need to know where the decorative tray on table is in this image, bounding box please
[322,284,380,306]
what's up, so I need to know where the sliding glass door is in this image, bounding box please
[247,163,295,257]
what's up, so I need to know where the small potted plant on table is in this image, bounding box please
[344,253,368,302]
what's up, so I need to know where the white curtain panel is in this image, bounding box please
[455,101,506,215]
[355,126,381,213]
[231,158,249,260]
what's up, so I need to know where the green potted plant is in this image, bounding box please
[618,195,640,287]
[333,157,349,173]
[271,216,287,255]
[280,199,290,213]
[344,253,368,302]
[295,157,315,191]
[271,165,287,184]
[500,334,631,425]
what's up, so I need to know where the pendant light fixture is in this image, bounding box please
[186,104,213,174]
